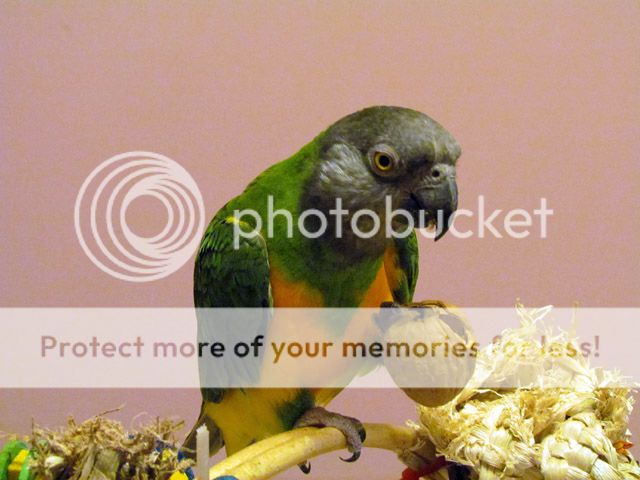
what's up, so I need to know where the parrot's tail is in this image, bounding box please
[182,405,225,459]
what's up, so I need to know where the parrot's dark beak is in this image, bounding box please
[411,164,458,241]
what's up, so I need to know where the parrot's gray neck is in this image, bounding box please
[301,143,399,260]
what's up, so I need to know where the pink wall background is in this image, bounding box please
[1,2,639,478]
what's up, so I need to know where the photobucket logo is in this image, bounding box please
[232,195,553,248]
[74,151,205,282]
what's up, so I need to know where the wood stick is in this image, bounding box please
[208,423,417,480]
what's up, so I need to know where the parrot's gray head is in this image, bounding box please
[303,106,460,251]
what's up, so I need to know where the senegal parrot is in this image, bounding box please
[183,106,460,470]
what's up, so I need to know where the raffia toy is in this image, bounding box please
[2,305,638,480]
[413,304,640,480]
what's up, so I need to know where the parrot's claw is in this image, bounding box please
[380,301,401,308]
[339,450,360,463]
[294,407,366,469]
[298,461,311,474]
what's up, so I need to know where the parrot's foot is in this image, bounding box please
[294,406,366,472]
[376,300,451,333]
[376,301,402,333]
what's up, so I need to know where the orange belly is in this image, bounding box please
[270,261,394,308]
[358,260,395,307]
[270,266,324,307]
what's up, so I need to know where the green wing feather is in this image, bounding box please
[194,216,272,309]
[195,215,272,402]
[391,231,419,304]
[185,215,272,455]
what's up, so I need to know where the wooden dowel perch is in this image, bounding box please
[208,423,417,480]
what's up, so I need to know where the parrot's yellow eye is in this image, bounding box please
[369,145,401,177]
[373,152,394,171]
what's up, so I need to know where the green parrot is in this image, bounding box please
[183,106,460,469]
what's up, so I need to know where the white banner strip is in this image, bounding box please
[0,307,637,389]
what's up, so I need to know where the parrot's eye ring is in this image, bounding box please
[369,147,400,176]
[374,153,393,171]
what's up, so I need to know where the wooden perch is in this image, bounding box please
[208,423,417,480]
